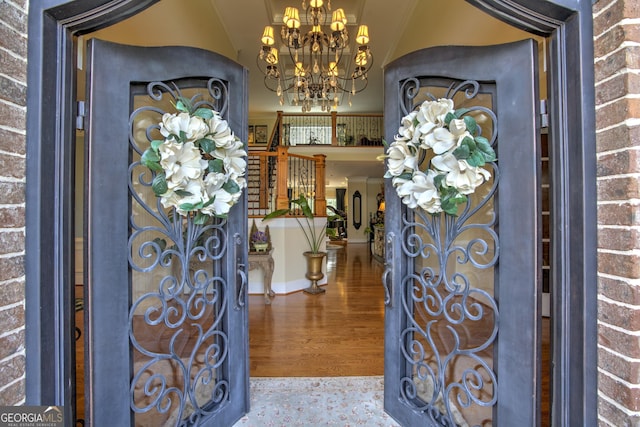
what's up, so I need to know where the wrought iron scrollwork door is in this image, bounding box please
[85,39,249,426]
[383,41,541,426]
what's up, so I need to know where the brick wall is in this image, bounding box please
[0,0,28,406]
[594,0,640,425]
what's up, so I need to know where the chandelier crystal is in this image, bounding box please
[257,0,373,112]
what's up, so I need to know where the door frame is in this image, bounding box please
[25,0,597,425]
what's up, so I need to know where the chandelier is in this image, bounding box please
[257,0,373,112]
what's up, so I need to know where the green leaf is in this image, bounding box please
[179,202,196,211]
[199,138,215,154]
[475,136,496,161]
[434,173,446,189]
[397,171,413,180]
[454,107,471,118]
[444,112,456,126]
[152,237,167,252]
[174,189,193,197]
[467,151,486,167]
[208,159,224,173]
[175,97,193,113]
[453,144,470,160]
[193,108,214,120]
[141,148,162,171]
[179,130,188,143]
[293,195,313,219]
[152,173,168,196]
[150,139,164,151]
[462,135,476,151]
[202,196,215,208]
[194,212,209,225]
[463,115,477,135]
[263,208,291,220]
[223,179,240,194]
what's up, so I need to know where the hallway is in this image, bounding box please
[248,242,386,377]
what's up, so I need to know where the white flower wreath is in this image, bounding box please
[141,96,247,222]
[384,98,496,215]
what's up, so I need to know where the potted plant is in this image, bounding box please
[263,194,339,294]
[251,230,270,252]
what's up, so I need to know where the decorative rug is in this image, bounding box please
[233,376,401,426]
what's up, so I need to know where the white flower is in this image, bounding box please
[160,178,206,215]
[386,97,495,215]
[201,188,234,216]
[386,139,418,177]
[159,140,208,189]
[431,153,491,195]
[208,114,237,150]
[213,140,247,180]
[417,98,454,127]
[393,170,442,213]
[160,112,209,142]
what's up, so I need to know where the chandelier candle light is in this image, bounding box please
[257,0,373,112]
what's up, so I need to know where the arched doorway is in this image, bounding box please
[25,0,597,425]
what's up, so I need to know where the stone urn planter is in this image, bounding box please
[303,251,327,294]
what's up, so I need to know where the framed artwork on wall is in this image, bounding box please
[248,125,255,144]
[255,125,268,144]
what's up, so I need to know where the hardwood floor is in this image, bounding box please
[76,240,551,425]
[248,241,387,377]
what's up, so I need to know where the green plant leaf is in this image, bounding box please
[463,115,477,135]
[152,173,168,196]
[150,139,164,151]
[475,136,496,161]
[453,144,470,160]
[175,97,192,113]
[179,202,196,211]
[444,112,456,126]
[141,148,162,171]
[434,173,446,189]
[293,195,313,220]
[263,208,291,220]
[174,189,193,197]
[179,130,187,143]
[209,159,224,173]
[199,138,215,154]
[463,135,476,151]
[202,196,215,208]
[454,107,471,118]
[223,179,240,194]
[194,212,209,224]
[467,151,486,167]
[193,108,213,120]
[152,237,167,252]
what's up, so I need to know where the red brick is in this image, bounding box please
[599,298,640,330]
[599,275,640,305]
[596,72,640,106]
[598,202,640,226]
[0,100,25,130]
[597,123,640,153]
[598,251,640,278]
[598,371,640,411]
[598,395,640,426]
[0,3,27,34]
[599,346,640,383]
[595,46,640,82]
[599,322,640,358]
[0,182,25,205]
[0,22,26,58]
[0,355,25,390]
[0,256,24,282]
[0,329,24,360]
[596,97,640,130]
[0,207,25,228]
[598,226,640,250]
[0,280,24,307]
[0,378,24,406]
[597,149,640,177]
[595,24,640,58]
[0,49,26,84]
[0,231,24,255]
[597,177,640,202]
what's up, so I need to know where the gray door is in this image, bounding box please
[84,39,249,426]
[382,40,540,426]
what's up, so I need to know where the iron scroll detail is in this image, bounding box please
[382,231,395,307]
[127,79,232,426]
[394,77,500,426]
